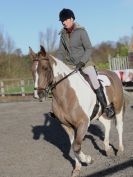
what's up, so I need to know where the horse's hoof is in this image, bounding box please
[86,155,93,165]
[33,94,39,99]
[33,96,39,99]
[117,149,124,156]
[106,147,114,157]
[71,169,80,177]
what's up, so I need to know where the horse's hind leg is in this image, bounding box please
[116,108,124,156]
[99,116,113,156]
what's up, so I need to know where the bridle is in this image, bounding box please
[37,57,78,98]
[38,69,78,99]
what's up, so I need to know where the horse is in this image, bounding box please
[29,47,39,99]
[29,46,125,177]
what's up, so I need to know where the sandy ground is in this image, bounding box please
[0,95,133,177]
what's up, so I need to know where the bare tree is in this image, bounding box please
[6,35,15,54]
[118,36,130,46]
[0,27,15,54]
[0,31,5,53]
[39,31,45,47]
[39,27,58,53]
[14,48,22,56]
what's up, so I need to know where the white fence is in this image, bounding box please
[108,55,133,91]
[108,55,129,70]
[0,79,34,97]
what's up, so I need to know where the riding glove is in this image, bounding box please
[76,61,85,70]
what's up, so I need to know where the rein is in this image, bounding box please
[38,68,78,98]
[51,69,77,90]
[37,56,80,98]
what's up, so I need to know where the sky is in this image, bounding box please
[0,0,133,54]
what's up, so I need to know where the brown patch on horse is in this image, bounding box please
[36,50,88,128]
[37,54,89,152]
[99,70,124,113]
[51,76,89,154]
[52,77,89,129]
[38,46,57,67]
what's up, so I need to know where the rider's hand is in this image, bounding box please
[76,62,85,70]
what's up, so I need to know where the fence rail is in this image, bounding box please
[0,78,34,97]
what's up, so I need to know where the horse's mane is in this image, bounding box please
[51,56,72,75]
[51,56,91,88]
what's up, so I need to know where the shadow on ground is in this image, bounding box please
[83,159,133,177]
[31,113,75,167]
[31,112,119,168]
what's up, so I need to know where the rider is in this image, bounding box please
[56,8,115,118]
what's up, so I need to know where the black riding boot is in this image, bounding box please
[95,86,115,118]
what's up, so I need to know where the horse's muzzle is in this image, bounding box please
[37,88,46,99]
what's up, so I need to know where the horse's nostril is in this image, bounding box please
[38,90,45,98]
[38,90,44,98]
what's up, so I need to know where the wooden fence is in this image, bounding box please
[0,78,34,97]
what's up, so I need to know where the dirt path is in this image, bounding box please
[0,96,133,177]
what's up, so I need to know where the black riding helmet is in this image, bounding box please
[59,8,75,22]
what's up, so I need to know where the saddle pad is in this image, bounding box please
[97,75,111,86]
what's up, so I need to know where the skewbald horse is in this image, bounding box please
[29,46,125,177]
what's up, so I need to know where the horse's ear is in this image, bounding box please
[29,47,36,59]
[40,45,46,56]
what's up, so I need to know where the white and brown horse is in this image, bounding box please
[29,46,125,177]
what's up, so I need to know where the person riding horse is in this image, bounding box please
[35,45,124,177]
[56,8,114,118]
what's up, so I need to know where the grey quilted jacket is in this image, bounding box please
[56,23,92,66]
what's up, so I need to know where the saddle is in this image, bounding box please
[80,69,111,90]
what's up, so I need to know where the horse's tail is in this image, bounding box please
[113,89,127,126]
[123,89,130,108]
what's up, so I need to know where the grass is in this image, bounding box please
[0,79,34,95]
[4,85,34,94]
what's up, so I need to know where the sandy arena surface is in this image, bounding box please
[0,95,133,177]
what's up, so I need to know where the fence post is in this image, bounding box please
[20,80,25,96]
[0,81,5,97]
[108,55,112,70]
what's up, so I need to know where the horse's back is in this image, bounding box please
[99,69,124,112]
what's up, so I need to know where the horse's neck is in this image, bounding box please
[53,58,72,77]
[52,57,95,98]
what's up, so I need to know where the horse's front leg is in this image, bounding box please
[62,124,75,145]
[72,119,93,177]
[61,125,81,177]
[99,116,113,156]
